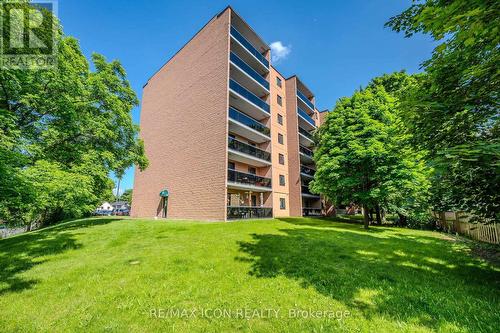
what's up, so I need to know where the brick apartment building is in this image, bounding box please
[131,6,326,220]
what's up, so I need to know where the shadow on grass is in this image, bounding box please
[237,219,500,332]
[0,218,119,295]
[278,217,387,231]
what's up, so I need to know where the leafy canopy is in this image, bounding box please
[386,0,499,221]
[0,2,148,226]
[311,73,431,227]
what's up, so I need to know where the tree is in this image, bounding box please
[22,160,99,228]
[0,2,148,226]
[386,0,499,221]
[0,110,35,226]
[121,189,133,205]
[311,76,431,229]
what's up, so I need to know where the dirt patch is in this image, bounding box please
[444,233,500,266]
[470,243,500,266]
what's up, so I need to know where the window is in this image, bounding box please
[276,77,282,88]
[279,175,285,186]
[277,113,283,125]
[248,167,256,175]
[278,133,284,144]
[279,153,285,165]
[277,95,282,106]
[228,162,235,170]
[280,198,286,210]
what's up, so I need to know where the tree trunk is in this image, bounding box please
[116,178,121,202]
[363,205,370,229]
[115,177,121,216]
[398,213,407,226]
[375,205,382,225]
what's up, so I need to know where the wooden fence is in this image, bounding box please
[433,211,500,245]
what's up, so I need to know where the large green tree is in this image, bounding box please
[386,0,499,221]
[120,189,133,205]
[311,78,431,228]
[0,1,148,227]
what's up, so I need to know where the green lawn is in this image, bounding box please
[0,217,498,332]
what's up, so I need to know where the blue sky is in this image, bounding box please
[58,0,435,194]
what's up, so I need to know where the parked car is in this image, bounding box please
[95,209,113,216]
[113,208,130,216]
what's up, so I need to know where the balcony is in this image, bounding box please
[297,89,315,111]
[228,136,271,166]
[301,185,320,198]
[229,79,270,121]
[230,26,269,70]
[298,126,314,147]
[227,168,272,191]
[227,206,273,220]
[303,207,322,216]
[300,164,315,178]
[228,107,270,143]
[297,107,316,131]
[230,52,269,95]
[299,145,314,164]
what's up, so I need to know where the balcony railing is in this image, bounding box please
[230,52,269,90]
[299,145,313,157]
[229,107,270,137]
[228,137,271,162]
[227,206,273,219]
[230,79,270,113]
[298,126,314,140]
[303,207,322,216]
[230,26,269,68]
[297,107,315,127]
[300,164,315,177]
[228,168,272,188]
[301,185,319,197]
[297,90,315,110]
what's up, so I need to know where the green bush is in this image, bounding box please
[401,212,437,230]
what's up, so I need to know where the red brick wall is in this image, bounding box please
[319,110,329,125]
[131,10,230,220]
[285,77,303,216]
[270,67,290,217]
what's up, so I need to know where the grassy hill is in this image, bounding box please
[0,217,498,332]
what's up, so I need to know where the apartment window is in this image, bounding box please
[279,153,285,165]
[248,167,256,175]
[277,113,283,125]
[279,198,286,210]
[278,133,284,145]
[279,175,285,186]
[277,95,282,106]
[276,77,282,88]
[228,162,235,170]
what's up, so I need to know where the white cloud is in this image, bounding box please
[270,41,291,63]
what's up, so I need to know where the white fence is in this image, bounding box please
[433,211,499,244]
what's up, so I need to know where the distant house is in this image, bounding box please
[111,201,130,211]
[98,202,113,211]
